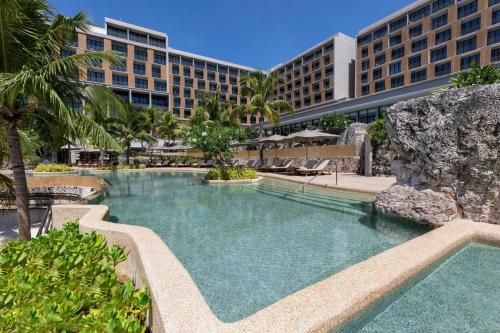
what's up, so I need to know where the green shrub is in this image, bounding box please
[450,62,500,88]
[0,222,149,332]
[33,163,72,172]
[204,166,257,181]
[367,118,389,149]
[96,164,146,171]
[318,112,352,133]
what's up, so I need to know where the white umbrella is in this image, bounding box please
[284,130,339,159]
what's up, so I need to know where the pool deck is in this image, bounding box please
[50,204,500,333]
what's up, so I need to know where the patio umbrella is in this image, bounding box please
[284,129,339,160]
[257,135,286,158]
[230,139,259,147]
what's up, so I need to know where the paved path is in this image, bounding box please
[261,173,396,195]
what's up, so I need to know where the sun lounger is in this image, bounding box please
[268,160,295,173]
[161,160,171,167]
[236,159,248,167]
[260,159,283,172]
[205,160,215,168]
[247,160,258,168]
[296,160,330,176]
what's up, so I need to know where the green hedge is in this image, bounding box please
[96,164,146,171]
[33,163,72,172]
[0,222,149,332]
[204,166,257,181]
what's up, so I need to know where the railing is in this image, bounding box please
[235,144,357,160]
[293,160,338,193]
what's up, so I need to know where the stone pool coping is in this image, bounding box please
[52,204,500,333]
[202,176,263,185]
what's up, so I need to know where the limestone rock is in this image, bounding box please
[376,84,500,224]
[375,185,458,226]
[338,122,369,145]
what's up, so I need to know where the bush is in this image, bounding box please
[0,222,149,332]
[450,62,500,88]
[96,164,146,171]
[319,112,352,133]
[33,163,72,172]
[367,118,389,149]
[204,166,257,181]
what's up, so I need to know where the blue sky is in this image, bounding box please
[50,0,415,70]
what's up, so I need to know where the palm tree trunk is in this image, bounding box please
[258,123,265,164]
[5,120,31,240]
[99,147,105,166]
[67,142,72,165]
[126,142,131,165]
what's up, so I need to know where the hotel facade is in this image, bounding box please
[74,0,499,131]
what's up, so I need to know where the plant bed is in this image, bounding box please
[202,166,261,185]
[96,164,147,171]
[33,163,73,173]
[0,222,149,332]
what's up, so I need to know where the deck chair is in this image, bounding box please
[269,159,295,173]
[296,160,330,176]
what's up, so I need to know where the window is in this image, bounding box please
[173,76,180,86]
[325,66,334,76]
[323,55,331,65]
[488,29,500,45]
[87,70,104,83]
[183,67,191,77]
[154,52,166,65]
[304,97,311,107]
[435,29,452,44]
[409,25,423,38]
[432,14,448,30]
[113,90,129,102]
[412,38,427,52]
[229,67,238,76]
[208,72,216,81]
[374,26,388,40]
[185,78,193,88]
[391,75,404,88]
[87,38,104,51]
[152,95,168,108]
[169,54,180,64]
[209,83,217,91]
[461,17,481,36]
[207,63,217,71]
[149,37,166,48]
[390,34,402,46]
[491,48,500,62]
[184,88,191,98]
[375,80,385,92]
[132,93,148,105]
[303,86,309,96]
[61,49,76,58]
[134,48,148,61]
[152,65,161,78]
[391,46,405,60]
[362,59,370,71]
[172,65,180,75]
[230,77,237,85]
[409,5,430,22]
[373,68,382,80]
[135,78,148,89]
[198,80,206,89]
[390,17,407,32]
[314,94,322,103]
[173,108,180,116]
[133,62,145,75]
[460,53,480,69]
[112,43,127,57]
[107,26,127,39]
[129,31,147,44]
[174,97,180,107]
[312,61,320,70]
[194,70,203,79]
[435,62,451,76]
[408,55,422,69]
[432,0,453,12]
[357,33,372,46]
[456,37,477,54]
[494,10,500,25]
[185,99,194,109]
[217,65,227,73]
[361,85,370,96]
[232,86,239,95]
[361,72,368,83]
[154,81,167,92]
[312,83,320,92]
[181,57,192,67]
[431,46,448,62]
[411,69,427,83]
[323,79,330,88]
[219,74,227,82]
[389,62,401,75]
[373,42,383,54]
[172,87,179,96]
[110,59,126,72]
[490,0,500,5]
[325,90,334,100]
[458,0,478,19]
[112,74,128,86]
[220,84,228,93]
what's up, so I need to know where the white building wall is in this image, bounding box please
[333,33,356,100]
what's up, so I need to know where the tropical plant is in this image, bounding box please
[0,2,119,240]
[0,222,150,332]
[33,163,72,172]
[183,123,245,165]
[319,112,352,133]
[0,174,15,208]
[204,166,257,181]
[190,90,245,127]
[159,111,180,144]
[450,63,500,88]
[367,118,389,149]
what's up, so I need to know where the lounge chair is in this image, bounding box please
[257,158,273,171]
[184,160,192,167]
[161,160,171,167]
[246,160,257,168]
[236,159,248,167]
[205,160,215,168]
[260,159,282,172]
[269,159,295,173]
[296,159,330,176]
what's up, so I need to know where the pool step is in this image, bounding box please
[252,185,372,216]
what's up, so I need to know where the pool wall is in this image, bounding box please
[52,204,500,333]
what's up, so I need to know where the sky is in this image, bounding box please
[50,0,415,70]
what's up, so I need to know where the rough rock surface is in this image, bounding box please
[372,142,397,176]
[338,123,369,145]
[376,85,499,225]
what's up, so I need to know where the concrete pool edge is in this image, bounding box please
[52,205,500,333]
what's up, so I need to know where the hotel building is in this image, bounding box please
[73,0,499,131]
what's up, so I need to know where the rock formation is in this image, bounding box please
[375,84,499,226]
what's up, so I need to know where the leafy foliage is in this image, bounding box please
[450,63,500,88]
[205,166,257,181]
[367,118,389,149]
[0,222,149,332]
[96,164,146,171]
[0,174,15,208]
[318,112,352,132]
[183,124,245,165]
[189,90,245,128]
[33,163,72,172]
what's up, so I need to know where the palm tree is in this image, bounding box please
[450,62,500,87]
[190,90,245,127]
[159,112,179,144]
[0,2,119,240]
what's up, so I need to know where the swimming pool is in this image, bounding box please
[91,171,429,322]
[339,242,500,332]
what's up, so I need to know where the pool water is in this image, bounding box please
[339,242,500,332]
[91,171,429,322]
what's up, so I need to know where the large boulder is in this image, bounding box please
[375,84,499,225]
[338,122,369,145]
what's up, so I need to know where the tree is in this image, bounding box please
[450,62,500,88]
[159,112,180,144]
[319,112,352,133]
[0,2,119,240]
[366,118,389,149]
[190,90,245,128]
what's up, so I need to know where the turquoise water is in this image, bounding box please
[339,242,500,332]
[91,171,429,322]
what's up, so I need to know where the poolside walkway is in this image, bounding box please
[261,172,396,195]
